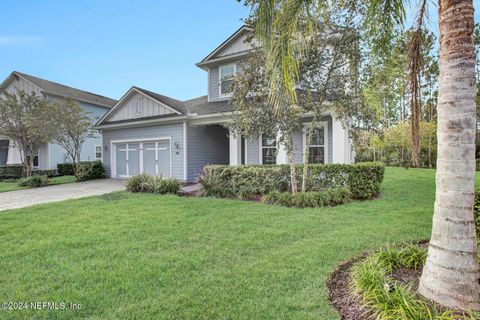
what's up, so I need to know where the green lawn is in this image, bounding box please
[0,175,77,193]
[0,167,475,319]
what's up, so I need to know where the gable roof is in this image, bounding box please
[196,25,253,69]
[1,71,117,108]
[133,86,188,114]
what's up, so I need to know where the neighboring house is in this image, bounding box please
[95,26,354,182]
[0,71,117,169]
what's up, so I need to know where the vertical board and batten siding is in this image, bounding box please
[101,123,185,180]
[187,125,229,181]
[3,76,43,96]
[107,92,175,122]
[47,99,109,170]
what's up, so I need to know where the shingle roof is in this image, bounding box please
[133,86,188,114]
[184,95,232,115]
[13,71,117,108]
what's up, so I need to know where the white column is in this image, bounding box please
[331,116,349,164]
[6,140,22,165]
[276,131,288,164]
[229,132,242,165]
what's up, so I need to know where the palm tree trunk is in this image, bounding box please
[418,0,480,310]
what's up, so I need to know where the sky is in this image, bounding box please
[0,1,249,101]
[0,0,479,102]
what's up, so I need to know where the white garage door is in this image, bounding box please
[113,140,171,178]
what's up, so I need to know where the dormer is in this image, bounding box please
[196,26,254,102]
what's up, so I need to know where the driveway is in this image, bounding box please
[0,179,125,212]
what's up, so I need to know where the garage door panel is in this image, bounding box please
[116,150,127,176]
[143,149,156,175]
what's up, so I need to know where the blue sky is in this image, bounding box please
[0,1,479,102]
[0,1,249,101]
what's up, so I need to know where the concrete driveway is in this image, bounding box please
[0,179,125,212]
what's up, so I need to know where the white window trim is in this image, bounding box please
[94,144,103,161]
[258,134,277,165]
[110,137,172,179]
[302,121,328,164]
[218,63,236,99]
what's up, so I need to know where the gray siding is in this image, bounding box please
[102,123,185,180]
[0,140,8,165]
[38,143,49,169]
[187,125,229,181]
[208,66,220,101]
[245,138,260,165]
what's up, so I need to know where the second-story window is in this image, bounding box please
[219,64,236,97]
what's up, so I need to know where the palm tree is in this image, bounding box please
[245,0,480,310]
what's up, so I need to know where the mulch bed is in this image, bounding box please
[327,254,374,320]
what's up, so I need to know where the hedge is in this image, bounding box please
[57,163,75,176]
[0,165,23,180]
[32,169,57,177]
[201,162,385,200]
[125,173,181,195]
[76,161,105,181]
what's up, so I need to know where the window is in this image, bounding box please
[95,145,102,161]
[261,135,276,165]
[307,126,325,164]
[219,64,236,97]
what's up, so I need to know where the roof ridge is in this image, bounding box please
[14,71,116,100]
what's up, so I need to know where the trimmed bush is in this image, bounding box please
[201,162,384,200]
[76,161,105,181]
[125,174,180,195]
[263,188,352,208]
[17,176,49,188]
[32,169,57,177]
[57,163,75,176]
[0,165,23,180]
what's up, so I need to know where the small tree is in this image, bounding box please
[0,91,59,177]
[53,99,93,180]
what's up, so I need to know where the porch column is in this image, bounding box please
[229,132,242,165]
[276,131,288,164]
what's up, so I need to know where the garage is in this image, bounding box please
[111,139,171,178]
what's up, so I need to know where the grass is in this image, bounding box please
[0,167,477,319]
[0,175,77,193]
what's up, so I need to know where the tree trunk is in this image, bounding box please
[284,132,298,194]
[411,79,421,167]
[418,0,480,310]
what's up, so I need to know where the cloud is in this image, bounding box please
[0,36,45,46]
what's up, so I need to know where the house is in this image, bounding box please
[94,26,354,182]
[0,71,117,169]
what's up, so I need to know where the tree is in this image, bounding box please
[417,0,480,309]
[229,50,303,193]
[53,99,93,180]
[245,0,480,310]
[0,91,59,177]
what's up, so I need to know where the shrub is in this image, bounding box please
[0,165,23,180]
[201,162,384,200]
[32,169,57,177]
[57,163,75,176]
[264,188,352,208]
[263,190,281,204]
[76,161,105,181]
[239,187,257,200]
[17,176,49,188]
[125,174,180,195]
[350,245,466,320]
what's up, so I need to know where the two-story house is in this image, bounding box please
[94,25,354,181]
[0,71,117,169]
